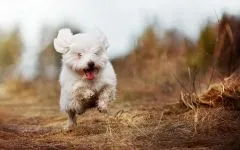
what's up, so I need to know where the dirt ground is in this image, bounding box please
[0,80,240,150]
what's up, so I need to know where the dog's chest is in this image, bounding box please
[85,79,105,92]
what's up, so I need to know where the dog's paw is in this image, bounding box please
[63,123,77,132]
[83,89,95,99]
[75,106,85,115]
[97,101,108,113]
[97,107,108,113]
[67,101,85,115]
[72,86,96,102]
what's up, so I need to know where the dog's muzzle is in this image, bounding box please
[83,68,98,80]
[73,61,100,80]
[82,62,99,80]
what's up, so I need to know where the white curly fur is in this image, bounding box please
[54,28,116,131]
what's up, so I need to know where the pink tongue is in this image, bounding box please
[85,71,95,80]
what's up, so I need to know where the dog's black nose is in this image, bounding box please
[88,61,95,68]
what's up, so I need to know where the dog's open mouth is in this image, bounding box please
[83,68,98,80]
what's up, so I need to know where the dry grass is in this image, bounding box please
[0,79,162,149]
[180,73,240,110]
[0,74,239,149]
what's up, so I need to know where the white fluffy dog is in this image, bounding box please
[54,28,116,131]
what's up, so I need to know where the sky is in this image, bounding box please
[0,0,240,58]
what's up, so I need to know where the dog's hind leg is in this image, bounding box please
[64,109,77,131]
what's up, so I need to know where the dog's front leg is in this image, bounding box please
[97,85,115,113]
[72,87,96,105]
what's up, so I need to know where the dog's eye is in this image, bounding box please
[94,51,101,55]
[77,53,82,57]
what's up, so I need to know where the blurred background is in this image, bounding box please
[0,0,239,83]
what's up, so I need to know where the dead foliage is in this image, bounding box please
[180,73,240,110]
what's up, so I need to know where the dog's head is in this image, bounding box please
[54,28,109,80]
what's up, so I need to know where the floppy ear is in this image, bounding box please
[93,28,109,49]
[53,28,73,53]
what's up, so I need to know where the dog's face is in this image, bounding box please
[54,28,109,80]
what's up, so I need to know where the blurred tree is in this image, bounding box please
[0,29,21,67]
[128,23,164,75]
[164,29,186,57]
[187,22,216,70]
[0,29,21,80]
[214,14,240,75]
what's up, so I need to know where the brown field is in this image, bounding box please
[0,69,240,149]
